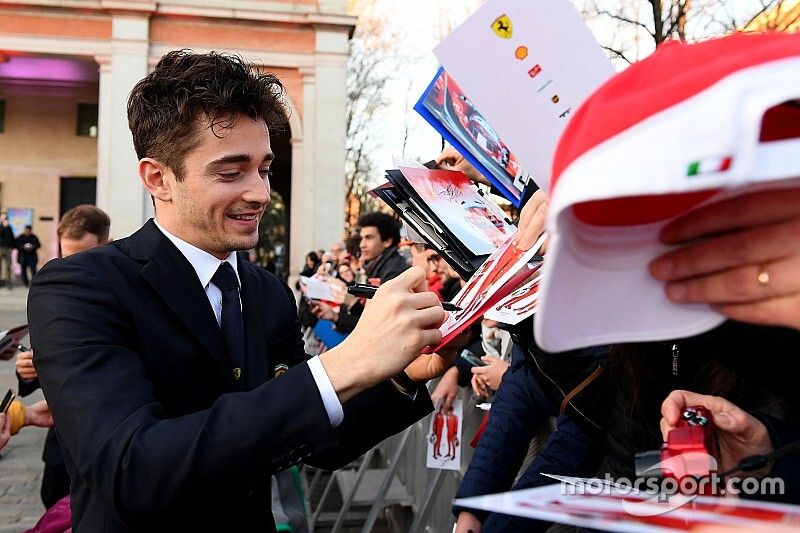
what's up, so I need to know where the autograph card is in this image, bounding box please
[455,480,800,533]
[434,0,614,190]
[398,167,516,256]
[299,276,346,305]
[427,233,546,352]
[426,398,463,471]
[415,68,531,204]
[483,269,541,324]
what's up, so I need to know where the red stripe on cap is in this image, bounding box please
[551,32,800,192]
[573,190,719,226]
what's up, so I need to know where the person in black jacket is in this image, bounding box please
[16,205,111,509]
[317,212,410,334]
[0,214,15,288]
[16,225,40,287]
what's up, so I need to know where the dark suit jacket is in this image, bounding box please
[28,220,432,532]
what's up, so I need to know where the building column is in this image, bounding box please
[310,26,349,256]
[95,55,113,211]
[289,135,306,278]
[290,66,317,277]
[95,14,150,239]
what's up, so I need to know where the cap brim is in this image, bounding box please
[534,219,725,353]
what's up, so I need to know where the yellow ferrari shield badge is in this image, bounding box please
[492,14,512,39]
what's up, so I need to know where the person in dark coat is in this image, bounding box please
[28,50,452,533]
[0,214,15,288]
[16,225,40,287]
[328,212,410,333]
[16,205,111,509]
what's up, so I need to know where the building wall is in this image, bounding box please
[0,86,99,264]
[0,0,354,277]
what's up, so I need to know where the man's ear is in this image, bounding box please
[139,158,173,204]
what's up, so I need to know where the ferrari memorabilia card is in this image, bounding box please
[427,233,546,353]
[398,166,516,256]
[483,269,542,324]
[434,0,614,190]
[455,479,800,532]
[415,68,531,205]
[426,398,463,471]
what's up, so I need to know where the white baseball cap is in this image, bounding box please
[535,32,800,352]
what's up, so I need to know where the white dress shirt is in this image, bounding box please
[153,220,344,427]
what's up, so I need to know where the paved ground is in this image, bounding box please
[0,286,46,533]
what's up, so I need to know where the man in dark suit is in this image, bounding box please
[17,205,112,508]
[28,51,451,532]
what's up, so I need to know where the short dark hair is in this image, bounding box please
[127,50,287,179]
[58,205,111,242]
[357,212,401,247]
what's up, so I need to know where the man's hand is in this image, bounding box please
[513,189,548,252]
[0,413,10,451]
[660,390,773,475]
[23,400,53,428]
[455,511,482,533]
[404,344,459,384]
[320,267,445,402]
[471,373,490,398]
[431,366,459,411]
[649,188,800,331]
[436,146,489,186]
[15,350,37,382]
[310,301,338,322]
[470,355,510,392]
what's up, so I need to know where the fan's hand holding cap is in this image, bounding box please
[535,32,800,352]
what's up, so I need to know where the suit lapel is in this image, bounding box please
[239,258,269,389]
[133,222,235,389]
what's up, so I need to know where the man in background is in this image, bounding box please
[16,225,40,287]
[0,213,15,289]
[17,204,111,508]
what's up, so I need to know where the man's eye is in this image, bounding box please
[219,172,241,179]
[259,169,274,178]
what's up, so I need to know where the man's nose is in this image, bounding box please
[243,171,271,205]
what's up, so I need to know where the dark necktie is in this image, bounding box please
[211,262,245,384]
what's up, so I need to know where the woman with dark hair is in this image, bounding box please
[296,251,322,328]
[299,251,320,279]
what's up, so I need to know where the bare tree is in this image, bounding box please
[343,6,403,227]
[578,0,794,65]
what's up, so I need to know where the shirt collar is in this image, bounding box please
[153,219,240,288]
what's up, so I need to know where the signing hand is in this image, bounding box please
[15,350,37,382]
[661,390,773,475]
[436,146,489,186]
[649,188,800,331]
[470,355,510,392]
[320,267,445,402]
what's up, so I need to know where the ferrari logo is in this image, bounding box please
[492,14,512,39]
[233,367,242,380]
[273,363,289,377]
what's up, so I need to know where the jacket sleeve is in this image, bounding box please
[16,372,40,397]
[29,258,431,523]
